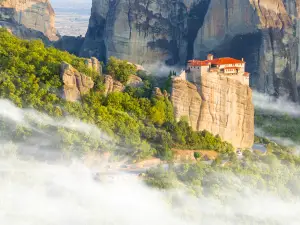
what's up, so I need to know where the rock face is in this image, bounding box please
[82,0,300,101]
[103,75,125,96]
[54,36,85,56]
[103,74,144,95]
[171,75,254,149]
[60,62,94,102]
[80,0,194,64]
[0,0,58,41]
[85,57,102,75]
[193,0,300,101]
[127,75,143,88]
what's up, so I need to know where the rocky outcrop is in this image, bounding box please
[171,75,254,149]
[80,0,193,64]
[103,75,125,96]
[60,62,94,102]
[85,57,102,75]
[153,87,169,98]
[103,74,144,95]
[0,0,58,41]
[127,75,143,88]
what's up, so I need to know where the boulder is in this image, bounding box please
[127,75,143,88]
[103,75,125,96]
[60,62,94,102]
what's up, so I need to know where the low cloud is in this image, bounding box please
[142,62,183,77]
[253,91,300,117]
[1,99,300,224]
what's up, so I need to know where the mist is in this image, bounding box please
[142,62,183,77]
[253,91,300,117]
[1,99,300,225]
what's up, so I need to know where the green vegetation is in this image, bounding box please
[255,111,300,142]
[145,140,300,199]
[194,152,201,160]
[106,56,136,84]
[0,29,232,160]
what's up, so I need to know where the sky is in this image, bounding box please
[50,0,92,37]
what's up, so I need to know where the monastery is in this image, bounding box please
[177,54,250,86]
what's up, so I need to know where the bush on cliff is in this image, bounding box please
[106,56,136,84]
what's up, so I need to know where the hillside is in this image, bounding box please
[2,26,300,225]
[0,29,234,160]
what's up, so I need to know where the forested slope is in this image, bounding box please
[0,29,233,160]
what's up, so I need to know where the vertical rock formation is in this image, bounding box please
[193,0,300,101]
[82,0,300,101]
[0,0,58,41]
[171,75,254,149]
[85,57,103,75]
[80,0,195,65]
[60,62,94,102]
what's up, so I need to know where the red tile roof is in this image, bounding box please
[188,57,245,67]
[244,72,250,77]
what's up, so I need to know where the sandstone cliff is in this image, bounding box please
[0,0,58,41]
[171,75,254,149]
[82,0,300,101]
[61,62,94,102]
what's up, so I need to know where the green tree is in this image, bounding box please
[106,56,136,84]
[194,152,201,160]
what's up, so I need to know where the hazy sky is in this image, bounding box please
[50,0,92,36]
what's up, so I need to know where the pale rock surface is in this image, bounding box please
[103,74,144,95]
[0,0,58,40]
[85,57,102,75]
[127,75,143,88]
[171,75,254,149]
[153,87,169,98]
[103,75,125,96]
[60,62,94,102]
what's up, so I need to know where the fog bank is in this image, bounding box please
[0,99,300,224]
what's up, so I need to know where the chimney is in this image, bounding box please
[242,58,244,61]
[207,54,213,60]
